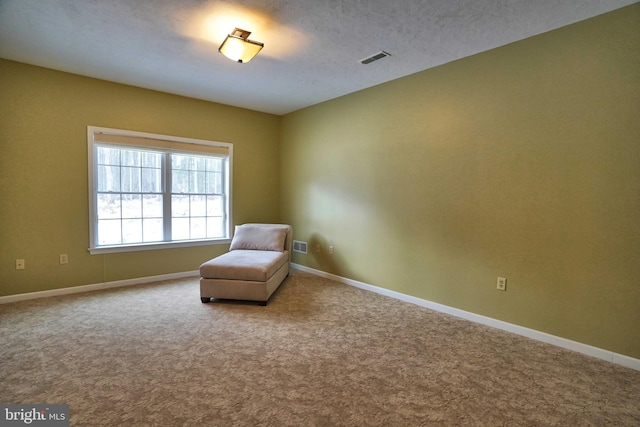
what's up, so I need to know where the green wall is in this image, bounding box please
[0,59,281,296]
[280,5,640,358]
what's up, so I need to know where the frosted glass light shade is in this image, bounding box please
[218,29,264,63]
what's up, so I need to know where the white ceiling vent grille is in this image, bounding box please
[293,240,308,254]
[360,51,391,65]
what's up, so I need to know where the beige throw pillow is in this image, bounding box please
[229,225,287,252]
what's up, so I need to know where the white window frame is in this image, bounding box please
[87,126,233,254]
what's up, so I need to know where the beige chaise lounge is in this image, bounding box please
[199,223,292,305]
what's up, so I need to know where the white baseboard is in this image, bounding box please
[0,270,200,305]
[291,263,640,372]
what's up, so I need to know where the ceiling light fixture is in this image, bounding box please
[218,28,264,63]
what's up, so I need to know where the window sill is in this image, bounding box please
[89,238,232,255]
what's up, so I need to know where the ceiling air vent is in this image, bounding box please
[360,51,391,65]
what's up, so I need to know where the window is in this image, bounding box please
[88,126,232,254]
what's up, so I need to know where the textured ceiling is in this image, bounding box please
[0,0,636,115]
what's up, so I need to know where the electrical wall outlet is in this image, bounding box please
[60,254,69,265]
[329,245,334,255]
[497,277,507,291]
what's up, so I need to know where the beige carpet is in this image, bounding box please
[1,270,639,426]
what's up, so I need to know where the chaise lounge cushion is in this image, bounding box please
[229,224,287,252]
[200,249,289,282]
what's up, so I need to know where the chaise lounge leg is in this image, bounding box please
[201,297,211,303]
